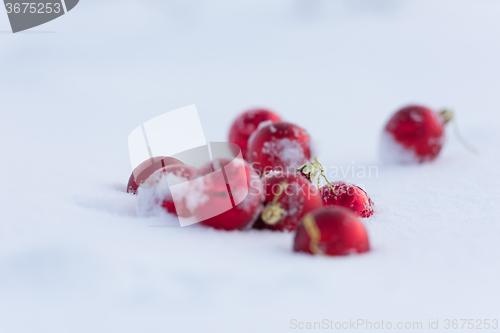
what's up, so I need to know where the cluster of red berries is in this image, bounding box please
[128,105,471,257]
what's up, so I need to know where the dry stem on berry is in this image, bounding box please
[298,157,335,193]
[302,214,324,255]
[261,181,288,225]
[439,109,479,155]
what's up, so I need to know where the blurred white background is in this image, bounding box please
[1,1,499,332]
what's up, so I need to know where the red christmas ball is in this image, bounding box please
[228,108,282,160]
[189,159,264,230]
[248,121,312,176]
[293,207,370,256]
[136,164,197,218]
[253,171,323,231]
[127,156,183,194]
[320,181,374,218]
[381,105,448,163]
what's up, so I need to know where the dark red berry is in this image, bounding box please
[253,171,323,232]
[127,156,183,194]
[189,159,264,230]
[381,105,447,163]
[228,108,281,160]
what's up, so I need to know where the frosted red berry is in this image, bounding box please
[189,159,264,230]
[228,108,282,160]
[127,156,183,194]
[253,171,323,232]
[381,105,447,163]
[320,181,374,218]
[294,207,370,256]
[248,121,312,176]
[136,164,197,218]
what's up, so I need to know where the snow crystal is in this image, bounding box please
[282,182,301,219]
[410,110,423,122]
[136,171,170,217]
[263,169,282,179]
[182,176,210,213]
[136,169,190,217]
[261,138,307,168]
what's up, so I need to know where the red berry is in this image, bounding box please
[136,164,197,217]
[320,181,374,218]
[248,121,312,176]
[381,105,447,163]
[228,109,282,160]
[253,171,323,231]
[127,156,183,194]
[293,207,370,256]
[189,159,264,230]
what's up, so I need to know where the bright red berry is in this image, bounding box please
[228,108,282,160]
[253,171,323,231]
[189,159,264,230]
[381,105,449,163]
[127,156,183,194]
[136,164,197,218]
[248,121,312,176]
[320,181,374,218]
[293,207,370,256]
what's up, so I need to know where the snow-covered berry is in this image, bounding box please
[136,164,196,218]
[127,156,183,194]
[248,121,312,176]
[380,105,447,163]
[253,171,323,231]
[228,108,281,160]
[320,181,374,218]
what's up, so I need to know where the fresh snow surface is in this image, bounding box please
[379,131,421,164]
[1,1,499,332]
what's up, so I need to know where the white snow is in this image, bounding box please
[379,130,421,164]
[409,109,424,122]
[136,168,190,218]
[1,1,500,332]
[182,175,211,213]
[262,138,309,169]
